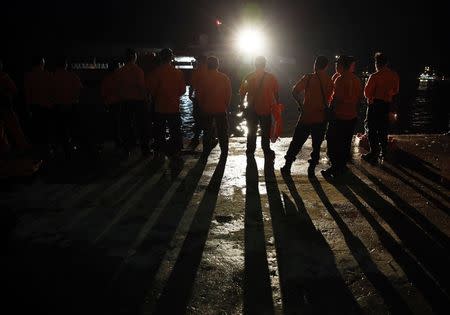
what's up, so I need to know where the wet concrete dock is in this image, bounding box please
[2,134,449,314]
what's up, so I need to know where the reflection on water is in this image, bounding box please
[180,87,250,139]
[180,80,449,140]
[406,80,450,133]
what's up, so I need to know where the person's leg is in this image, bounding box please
[215,113,229,156]
[121,102,134,155]
[325,120,338,166]
[201,113,213,153]
[259,114,273,158]
[282,121,310,173]
[365,104,380,160]
[344,118,357,165]
[153,112,165,154]
[378,102,390,158]
[191,99,202,145]
[310,122,327,165]
[135,101,150,155]
[111,103,122,149]
[246,109,258,155]
[167,113,183,156]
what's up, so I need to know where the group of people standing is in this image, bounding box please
[282,52,399,178]
[0,48,399,178]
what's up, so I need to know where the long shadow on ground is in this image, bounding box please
[266,168,361,315]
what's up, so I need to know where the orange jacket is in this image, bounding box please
[24,67,53,107]
[0,72,18,99]
[146,63,185,113]
[293,71,333,124]
[116,62,146,102]
[239,69,279,115]
[52,68,82,105]
[331,71,362,120]
[197,70,232,114]
[364,67,399,104]
[101,71,120,105]
[190,64,207,97]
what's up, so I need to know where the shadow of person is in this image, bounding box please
[106,156,209,314]
[325,171,450,313]
[309,176,413,315]
[355,165,450,252]
[152,156,227,314]
[380,163,450,216]
[271,168,361,314]
[243,156,275,315]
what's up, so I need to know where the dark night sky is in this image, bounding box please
[1,0,447,75]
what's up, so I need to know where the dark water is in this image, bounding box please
[180,79,450,139]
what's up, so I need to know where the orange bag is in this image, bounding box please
[270,103,284,143]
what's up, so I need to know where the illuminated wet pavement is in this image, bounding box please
[2,135,449,314]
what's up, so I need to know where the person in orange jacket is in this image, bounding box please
[101,60,122,149]
[0,59,30,152]
[239,56,279,162]
[322,55,362,178]
[24,56,54,158]
[146,48,185,162]
[281,56,333,176]
[188,55,208,149]
[196,56,231,158]
[362,52,400,164]
[116,48,150,158]
[51,56,82,158]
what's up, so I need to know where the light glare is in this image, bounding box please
[237,29,266,55]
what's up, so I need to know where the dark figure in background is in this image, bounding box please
[51,56,82,158]
[322,56,362,178]
[188,55,207,150]
[362,52,400,164]
[116,48,150,159]
[146,48,185,164]
[281,56,333,176]
[197,56,232,158]
[239,56,279,162]
[24,56,54,159]
[0,59,30,152]
[101,60,122,149]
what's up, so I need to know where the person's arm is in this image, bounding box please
[364,74,375,104]
[5,75,18,97]
[292,75,307,102]
[326,78,334,105]
[239,78,248,107]
[273,76,280,104]
[392,72,400,96]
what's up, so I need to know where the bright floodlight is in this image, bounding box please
[237,29,266,55]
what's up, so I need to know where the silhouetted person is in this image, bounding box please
[281,56,333,176]
[146,48,185,164]
[239,56,279,162]
[0,59,30,151]
[197,56,231,158]
[24,56,54,158]
[101,60,122,149]
[51,56,82,158]
[188,55,207,150]
[322,56,362,178]
[362,52,400,164]
[116,48,150,159]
